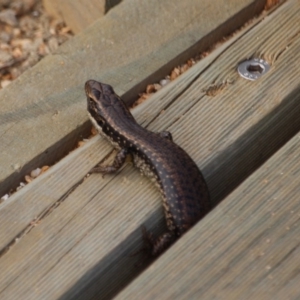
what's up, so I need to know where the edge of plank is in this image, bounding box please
[115,130,300,300]
[0,0,265,196]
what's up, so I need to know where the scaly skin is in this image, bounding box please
[85,80,210,256]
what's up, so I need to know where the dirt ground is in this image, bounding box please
[0,0,73,89]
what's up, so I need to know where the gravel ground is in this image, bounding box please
[0,0,73,89]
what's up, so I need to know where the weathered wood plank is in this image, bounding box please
[1,0,299,299]
[0,0,265,197]
[42,0,122,33]
[0,8,266,253]
[0,41,229,250]
[116,122,300,300]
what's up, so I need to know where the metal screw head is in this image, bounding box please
[237,58,270,81]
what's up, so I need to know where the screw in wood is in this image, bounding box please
[237,58,270,81]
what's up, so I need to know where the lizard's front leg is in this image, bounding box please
[90,148,129,175]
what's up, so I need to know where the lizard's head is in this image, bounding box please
[85,80,135,134]
[85,80,116,126]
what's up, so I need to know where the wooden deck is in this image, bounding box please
[117,130,300,299]
[1,0,300,299]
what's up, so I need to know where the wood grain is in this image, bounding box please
[0,15,263,254]
[116,119,300,300]
[1,0,299,299]
[0,0,265,197]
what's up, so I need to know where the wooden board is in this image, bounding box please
[42,0,122,33]
[0,0,265,197]
[0,1,299,299]
[0,5,273,253]
[0,35,243,253]
[116,118,300,299]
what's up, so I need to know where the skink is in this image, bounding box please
[85,80,210,256]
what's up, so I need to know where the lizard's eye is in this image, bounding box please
[91,88,101,100]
